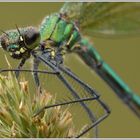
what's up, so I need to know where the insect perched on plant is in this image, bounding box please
[0,2,140,138]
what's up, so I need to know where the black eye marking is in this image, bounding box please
[23,27,40,45]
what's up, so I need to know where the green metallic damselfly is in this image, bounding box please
[0,2,140,137]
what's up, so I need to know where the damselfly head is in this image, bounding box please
[0,26,41,59]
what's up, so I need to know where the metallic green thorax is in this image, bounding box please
[39,13,80,49]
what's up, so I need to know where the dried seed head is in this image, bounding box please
[19,101,23,110]
[11,121,16,137]
[20,81,28,92]
[0,72,77,138]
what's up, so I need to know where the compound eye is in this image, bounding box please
[0,36,9,50]
[23,27,40,46]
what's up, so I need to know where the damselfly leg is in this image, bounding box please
[0,47,110,137]
[31,50,110,137]
[15,58,27,78]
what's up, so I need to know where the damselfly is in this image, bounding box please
[0,2,140,137]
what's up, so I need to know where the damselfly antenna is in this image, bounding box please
[15,24,24,41]
[15,24,28,48]
[15,24,22,36]
[0,29,9,37]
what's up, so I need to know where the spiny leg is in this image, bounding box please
[58,65,99,137]
[34,96,98,117]
[33,68,99,137]
[35,54,100,137]
[33,58,42,93]
[0,68,59,75]
[76,98,110,138]
[0,65,103,132]
[15,58,26,79]
[57,73,99,136]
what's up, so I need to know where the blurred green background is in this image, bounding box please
[0,2,140,138]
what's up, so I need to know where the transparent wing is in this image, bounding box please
[60,2,140,38]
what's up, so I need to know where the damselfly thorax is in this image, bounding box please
[40,13,81,51]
